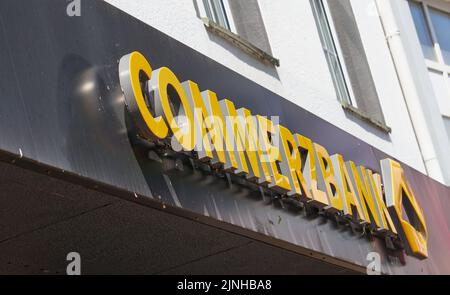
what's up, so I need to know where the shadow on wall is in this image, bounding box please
[56,54,130,178]
[342,110,392,142]
[192,0,279,79]
[204,31,280,80]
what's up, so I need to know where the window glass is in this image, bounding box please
[409,1,437,61]
[429,7,450,65]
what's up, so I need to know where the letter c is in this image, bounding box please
[119,51,168,140]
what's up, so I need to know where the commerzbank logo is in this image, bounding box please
[118,51,428,260]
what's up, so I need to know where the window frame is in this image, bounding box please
[194,0,280,67]
[197,0,237,34]
[409,0,450,118]
[410,0,450,74]
[311,0,357,107]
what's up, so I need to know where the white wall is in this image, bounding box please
[105,0,427,175]
[382,0,450,184]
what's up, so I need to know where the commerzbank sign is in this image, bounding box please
[118,51,428,259]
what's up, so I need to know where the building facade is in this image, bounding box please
[0,0,449,275]
[107,0,450,185]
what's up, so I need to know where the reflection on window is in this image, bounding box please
[408,1,437,61]
[429,7,450,65]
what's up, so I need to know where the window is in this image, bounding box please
[310,0,388,130]
[310,0,352,105]
[409,1,450,66]
[200,0,235,32]
[428,7,450,65]
[409,1,437,61]
[409,0,450,117]
[195,0,276,65]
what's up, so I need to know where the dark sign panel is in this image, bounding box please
[0,0,449,274]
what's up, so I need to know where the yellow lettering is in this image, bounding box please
[381,159,428,259]
[314,144,344,212]
[295,134,328,207]
[278,126,313,201]
[257,116,290,192]
[118,51,168,140]
[150,67,195,151]
[331,154,366,222]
